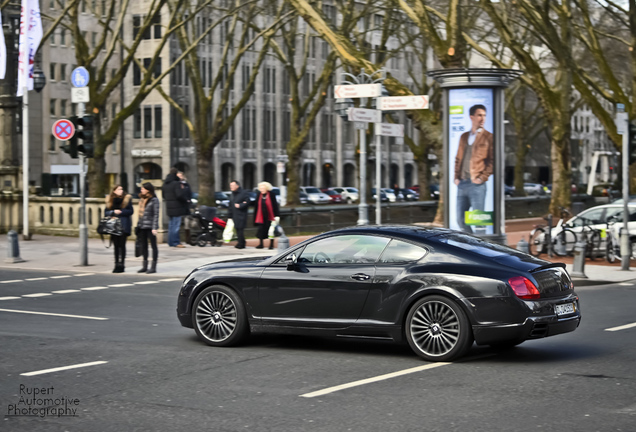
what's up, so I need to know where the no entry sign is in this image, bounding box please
[52,119,76,141]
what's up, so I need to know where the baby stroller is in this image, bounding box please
[188,205,226,247]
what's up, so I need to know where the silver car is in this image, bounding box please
[329,187,359,204]
[300,186,332,204]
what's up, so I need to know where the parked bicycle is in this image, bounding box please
[578,217,602,260]
[528,208,577,257]
[605,215,636,263]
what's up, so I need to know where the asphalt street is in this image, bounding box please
[1,268,635,431]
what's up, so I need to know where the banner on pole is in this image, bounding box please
[16,0,43,96]
[0,12,6,79]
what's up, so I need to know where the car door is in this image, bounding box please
[258,234,390,328]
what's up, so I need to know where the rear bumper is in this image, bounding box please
[472,313,581,346]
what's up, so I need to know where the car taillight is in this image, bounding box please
[508,276,541,300]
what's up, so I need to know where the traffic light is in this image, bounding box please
[60,116,78,158]
[77,115,94,158]
[629,122,636,165]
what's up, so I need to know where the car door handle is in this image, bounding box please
[351,273,370,281]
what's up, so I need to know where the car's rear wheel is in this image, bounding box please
[405,295,473,362]
[192,285,249,346]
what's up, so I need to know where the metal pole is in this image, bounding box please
[375,127,382,225]
[78,102,88,266]
[621,117,630,270]
[22,86,29,240]
[357,127,369,225]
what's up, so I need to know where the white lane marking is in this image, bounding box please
[21,361,108,377]
[81,286,109,291]
[133,281,159,285]
[0,280,23,284]
[74,273,95,277]
[300,362,451,398]
[0,308,108,320]
[0,297,21,301]
[605,322,636,332]
[25,277,48,281]
[158,278,181,282]
[108,283,134,287]
[618,282,633,286]
[50,275,72,279]
[52,290,81,294]
[22,293,53,298]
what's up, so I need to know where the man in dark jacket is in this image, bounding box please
[228,180,250,249]
[162,168,191,248]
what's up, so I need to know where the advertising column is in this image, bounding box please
[448,88,495,235]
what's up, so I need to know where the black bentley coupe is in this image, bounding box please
[176,226,581,362]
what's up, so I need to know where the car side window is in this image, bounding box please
[378,239,427,263]
[572,208,604,226]
[298,235,390,264]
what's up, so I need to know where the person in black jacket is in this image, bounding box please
[137,182,160,273]
[228,180,250,249]
[254,181,280,250]
[162,168,191,248]
[105,185,133,273]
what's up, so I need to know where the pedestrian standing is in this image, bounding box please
[228,180,250,249]
[137,182,160,273]
[162,167,189,248]
[105,184,133,273]
[254,181,279,250]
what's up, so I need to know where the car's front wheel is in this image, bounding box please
[192,285,249,346]
[405,295,473,362]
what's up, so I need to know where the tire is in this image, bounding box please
[586,230,601,260]
[192,285,249,347]
[189,233,198,246]
[528,228,546,257]
[606,238,617,263]
[405,295,473,362]
[197,233,209,247]
[554,228,577,257]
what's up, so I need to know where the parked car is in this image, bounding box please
[321,189,344,204]
[371,188,389,202]
[299,186,332,204]
[329,187,359,203]
[400,188,419,201]
[191,192,229,208]
[504,185,515,198]
[381,188,397,203]
[177,226,581,362]
[523,183,544,196]
[299,191,308,204]
[429,184,440,200]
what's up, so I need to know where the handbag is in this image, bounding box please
[97,217,124,236]
[134,226,142,257]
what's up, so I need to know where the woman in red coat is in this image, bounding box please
[253,181,280,249]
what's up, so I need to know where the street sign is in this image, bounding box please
[52,119,76,141]
[376,123,404,137]
[348,107,382,123]
[616,112,628,135]
[71,87,90,103]
[276,161,286,173]
[377,95,429,111]
[71,67,90,88]
[335,83,381,99]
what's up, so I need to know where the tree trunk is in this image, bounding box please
[87,155,107,197]
[285,139,303,206]
[513,139,529,197]
[196,146,215,206]
[549,132,572,216]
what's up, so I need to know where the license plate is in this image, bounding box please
[555,303,575,316]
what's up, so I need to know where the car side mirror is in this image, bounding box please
[286,253,298,271]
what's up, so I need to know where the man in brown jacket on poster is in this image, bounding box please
[454,104,493,233]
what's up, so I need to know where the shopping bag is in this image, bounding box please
[223,218,236,243]
[268,216,281,239]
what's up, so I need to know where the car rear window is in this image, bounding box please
[434,232,518,258]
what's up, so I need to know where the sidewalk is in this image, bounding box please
[1,221,634,285]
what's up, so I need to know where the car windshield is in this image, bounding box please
[433,232,519,258]
[305,187,321,194]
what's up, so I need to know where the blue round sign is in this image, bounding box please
[71,67,90,88]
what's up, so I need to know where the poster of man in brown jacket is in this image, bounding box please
[453,104,493,233]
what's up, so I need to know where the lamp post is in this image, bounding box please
[335,69,385,225]
[21,65,46,240]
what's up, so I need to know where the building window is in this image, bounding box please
[50,134,55,151]
[153,14,161,39]
[154,106,162,138]
[60,29,66,46]
[144,107,152,138]
[133,15,141,39]
[133,61,141,86]
[133,109,142,138]
[50,63,56,81]
[60,64,66,82]
[50,99,57,116]
[61,100,67,117]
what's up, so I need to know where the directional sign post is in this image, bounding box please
[376,123,404,137]
[335,83,381,99]
[348,108,382,123]
[52,119,76,141]
[377,95,429,111]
